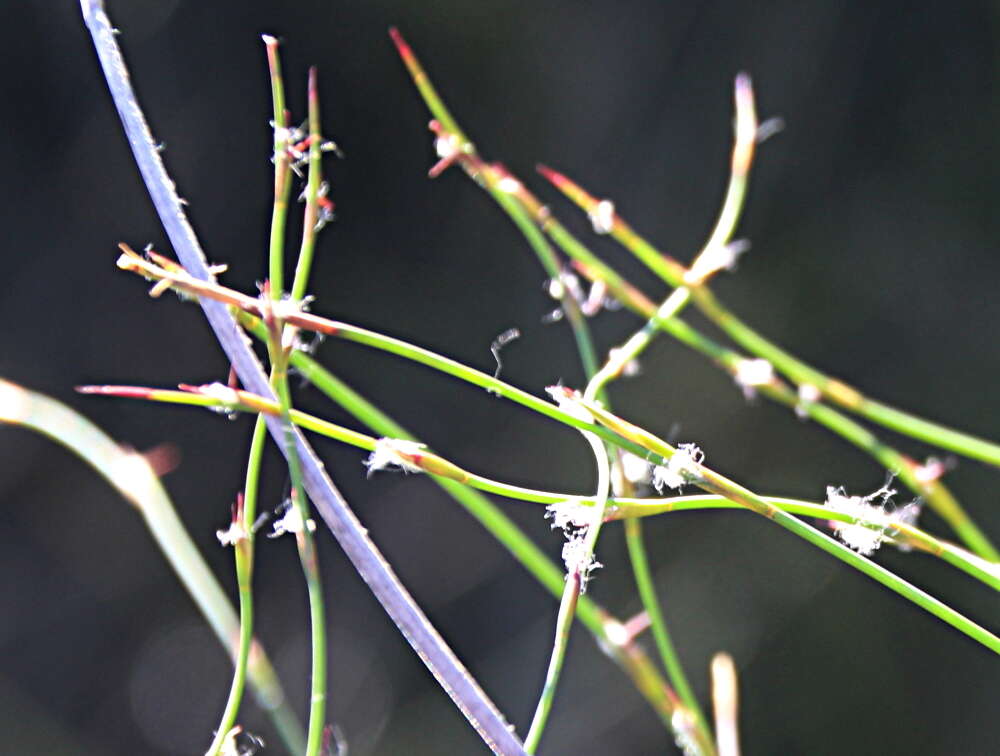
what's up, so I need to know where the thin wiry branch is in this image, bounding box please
[80,3,526,753]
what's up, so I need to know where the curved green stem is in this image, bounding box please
[650,315,999,561]
[264,42,328,755]
[289,358,691,735]
[0,379,306,753]
[107,272,1000,649]
[576,398,1000,654]
[525,425,610,753]
[491,167,997,560]
[79,379,1000,596]
[541,167,1000,469]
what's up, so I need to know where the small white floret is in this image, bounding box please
[545,499,594,531]
[545,385,595,424]
[824,482,917,556]
[652,443,704,492]
[796,383,822,418]
[588,199,616,235]
[216,521,248,547]
[561,532,602,593]
[434,132,460,160]
[671,708,700,756]
[364,438,426,477]
[269,503,316,538]
[497,176,522,193]
[620,452,652,486]
[734,357,774,399]
[198,382,241,405]
[684,239,750,285]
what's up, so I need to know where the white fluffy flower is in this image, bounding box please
[545,385,595,424]
[733,358,774,399]
[545,499,594,531]
[434,131,460,160]
[588,199,616,234]
[269,503,316,538]
[824,482,920,555]
[561,534,603,592]
[546,499,603,593]
[364,438,427,477]
[796,383,822,418]
[652,444,704,492]
[684,239,750,285]
[620,452,652,486]
[216,521,248,547]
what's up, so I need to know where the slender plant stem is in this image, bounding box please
[483,177,603,389]
[0,378,306,754]
[82,6,527,753]
[524,424,611,753]
[390,35,707,746]
[537,167,1000,469]
[291,66,324,302]
[272,353,328,756]
[390,33,729,749]
[80,383,1000,597]
[648,309,998,560]
[116,250,650,457]
[264,35,292,297]
[205,502,256,755]
[575,397,1000,654]
[264,49,330,755]
[520,173,998,559]
[283,359,696,736]
[392,37,604,394]
[211,48,334,756]
[206,417,268,756]
[389,28,467,141]
[622,517,700,710]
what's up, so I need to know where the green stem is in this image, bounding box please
[500,165,997,560]
[577,398,1000,654]
[588,288,691,399]
[231,309,649,459]
[544,167,1000,469]
[390,28,603,396]
[525,427,611,753]
[285,354,693,737]
[270,344,327,756]
[206,417,267,756]
[389,28,468,143]
[622,516,711,742]
[264,35,292,297]
[105,275,1000,649]
[264,45,329,755]
[291,66,324,302]
[0,379,306,753]
[82,379,1000,593]
[650,315,999,561]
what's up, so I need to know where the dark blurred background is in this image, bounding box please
[2,1,999,753]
